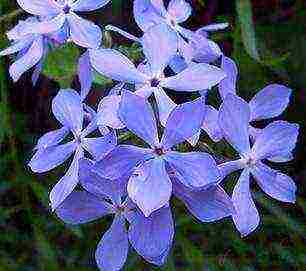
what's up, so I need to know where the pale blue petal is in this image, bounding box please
[95,215,128,271]
[127,159,172,217]
[70,0,111,12]
[251,162,296,203]
[201,105,223,142]
[119,91,159,146]
[16,0,61,16]
[78,51,93,100]
[219,94,251,155]
[56,191,111,225]
[35,127,69,150]
[168,0,192,23]
[218,159,244,180]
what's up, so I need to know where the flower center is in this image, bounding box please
[63,5,71,14]
[150,78,160,88]
[242,155,257,168]
[154,147,165,156]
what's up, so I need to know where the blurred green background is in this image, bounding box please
[0,0,305,270]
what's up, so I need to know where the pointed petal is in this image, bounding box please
[16,0,60,16]
[133,0,163,32]
[56,191,111,225]
[79,158,127,201]
[81,132,117,160]
[66,13,102,49]
[168,0,192,23]
[218,56,238,101]
[165,151,220,188]
[142,23,178,77]
[154,87,176,127]
[232,169,260,237]
[249,84,292,121]
[251,162,296,203]
[219,94,251,155]
[105,25,140,42]
[35,127,69,150]
[89,48,148,83]
[78,51,93,100]
[128,206,174,261]
[29,141,76,173]
[96,215,128,271]
[9,37,44,82]
[0,39,32,56]
[127,159,172,217]
[218,159,244,180]
[71,0,111,12]
[50,149,83,210]
[119,91,159,146]
[161,97,205,149]
[22,14,65,35]
[198,23,229,32]
[160,63,226,92]
[201,105,223,142]
[251,121,299,160]
[93,145,153,180]
[174,183,233,222]
[97,95,125,129]
[52,89,84,134]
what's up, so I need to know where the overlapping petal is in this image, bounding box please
[16,0,61,16]
[71,0,111,12]
[167,0,192,23]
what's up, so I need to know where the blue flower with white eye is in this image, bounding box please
[28,89,117,210]
[218,94,299,236]
[16,0,111,48]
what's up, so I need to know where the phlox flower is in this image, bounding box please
[28,89,117,210]
[218,94,299,236]
[93,91,221,217]
[56,158,174,270]
[16,0,111,48]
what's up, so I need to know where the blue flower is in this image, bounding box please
[28,89,117,210]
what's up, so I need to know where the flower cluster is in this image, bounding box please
[1,1,299,270]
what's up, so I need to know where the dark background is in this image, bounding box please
[0,0,305,270]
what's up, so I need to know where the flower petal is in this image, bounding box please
[160,63,226,92]
[96,215,128,271]
[168,0,192,23]
[150,0,168,16]
[249,84,292,121]
[173,183,233,222]
[133,0,163,32]
[50,149,84,210]
[79,158,127,201]
[165,151,220,188]
[161,97,205,149]
[218,56,237,101]
[93,145,153,180]
[251,121,299,160]
[89,48,148,84]
[232,169,260,237]
[66,13,102,49]
[81,131,117,160]
[70,0,111,12]
[0,39,32,56]
[119,91,159,146]
[127,159,172,217]
[142,23,178,77]
[219,93,251,155]
[29,141,76,173]
[52,89,84,134]
[218,159,244,180]
[35,127,69,150]
[16,0,61,16]
[78,51,93,100]
[56,191,111,225]
[9,36,44,82]
[97,95,125,129]
[201,105,223,142]
[128,206,174,262]
[251,162,296,203]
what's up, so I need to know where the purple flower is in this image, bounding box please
[17,0,110,48]
[90,23,226,126]
[133,0,227,65]
[0,17,49,83]
[28,89,117,210]
[218,94,299,236]
[56,158,174,270]
[93,91,221,217]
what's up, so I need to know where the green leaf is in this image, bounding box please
[43,43,80,88]
[236,0,260,62]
